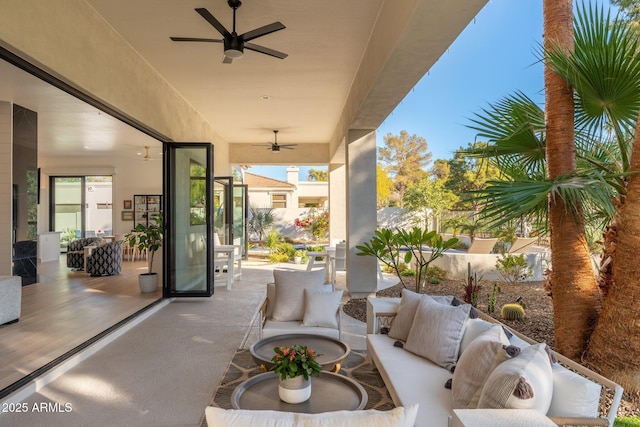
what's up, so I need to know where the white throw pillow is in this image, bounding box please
[205,405,419,427]
[547,364,601,418]
[458,317,494,357]
[452,325,511,409]
[477,343,553,413]
[271,268,326,321]
[388,289,454,341]
[302,289,343,329]
[404,295,471,371]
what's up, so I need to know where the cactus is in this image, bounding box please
[501,303,525,320]
[487,282,499,314]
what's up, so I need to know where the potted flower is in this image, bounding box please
[294,249,307,264]
[125,212,162,292]
[271,344,322,404]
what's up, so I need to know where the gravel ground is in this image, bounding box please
[342,278,639,418]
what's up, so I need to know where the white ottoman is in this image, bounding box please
[0,276,22,325]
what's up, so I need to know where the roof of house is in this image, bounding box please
[244,172,295,189]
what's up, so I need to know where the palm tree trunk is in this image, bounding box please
[544,0,601,359]
[585,114,640,395]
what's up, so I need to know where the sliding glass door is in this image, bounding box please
[50,175,113,251]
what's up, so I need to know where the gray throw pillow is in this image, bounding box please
[271,268,327,321]
[404,296,471,371]
[388,289,454,341]
[302,289,343,328]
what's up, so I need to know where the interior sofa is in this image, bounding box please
[366,291,623,427]
[0,276,21,326]
[66,237,103,270]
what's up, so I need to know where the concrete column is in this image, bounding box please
[0,101,12,275]
[346,129,378,298]
[329,163,346,244]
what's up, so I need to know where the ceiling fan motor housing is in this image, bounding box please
[224,36,244,58]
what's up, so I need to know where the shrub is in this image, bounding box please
[269,253,291,263]
[427,265,447,281]
[400,269,416,277]
[495,253,533,285]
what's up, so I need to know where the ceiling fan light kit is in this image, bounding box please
[170,0,287,64]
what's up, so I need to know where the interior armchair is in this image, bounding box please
[260,268,343,340]
[86,240,123,277]
[66,237,103,270]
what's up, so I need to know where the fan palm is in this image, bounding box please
[464,2,640,365]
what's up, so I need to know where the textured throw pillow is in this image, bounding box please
[458,318,494,357]
[206,404,419,427]
[404,296,471,371]
[302,289,343,328]
[388,289,454,341]
[271,268,327,321]
[452,325,511,409]
[477,343,553,413]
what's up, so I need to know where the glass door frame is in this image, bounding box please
[163,142,214,298]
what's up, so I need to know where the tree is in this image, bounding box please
[431,159,450,181]
[248,206,274,241]
[466,3,640,391]
[376,165,394,208]
[612,0,640,34]
[307,168,328,181]
[403,178,458,230]
[378,131,431,204]
[446,142,501,210]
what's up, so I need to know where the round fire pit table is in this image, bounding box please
[231,371,367,412]
[249,333,350,372]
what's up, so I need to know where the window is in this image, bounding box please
[271,194,286,208]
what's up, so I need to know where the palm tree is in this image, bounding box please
[248,206,275,241]
[465,3,640,391]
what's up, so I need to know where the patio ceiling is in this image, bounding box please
[0,0,488,164]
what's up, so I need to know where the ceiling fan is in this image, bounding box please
[254,130,297,153]
[170,0,287,64]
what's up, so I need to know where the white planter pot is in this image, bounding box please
[138,273,158,293]
[278,375,311,404]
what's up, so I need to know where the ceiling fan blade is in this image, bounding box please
[241,22,285,42]
[245,43,288,59]
[195,8,231,39]
[222,55,234,64]
[170,37,223,43]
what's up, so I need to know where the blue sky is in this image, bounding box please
[247,0,598,181]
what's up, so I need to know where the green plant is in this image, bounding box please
[495,253,533,285]
[60,227,76,245]
[427,265,447,281]
[356,227,458,293]
[269,252,291,263]
[248,206,275,241]
[125,212,162,275]
[614,416,640,427]
[501,303,525,321]
[294,249,307,260]
[265,229,283,253]
[462,263,482,307]
[400,269,416,277]
[271,345,322,380]
[487,282,499,314]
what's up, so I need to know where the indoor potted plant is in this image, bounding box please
[126,212,163,292]
[271,344,322,404]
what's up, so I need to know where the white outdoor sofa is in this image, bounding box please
[366,293,623,427]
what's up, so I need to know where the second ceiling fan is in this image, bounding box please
[254,130,297,152]
[170,0,287,64]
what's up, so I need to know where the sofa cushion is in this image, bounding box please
[404,296,471,371]
[458,318,494,357]
[547,364,601,418]
[477,343,553,413]
[271,268,327,321]
[452,325,510,409]
[367,334,454,426]
[205,404,419,427]
[388,290,454,341]
[302,289,343,329]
